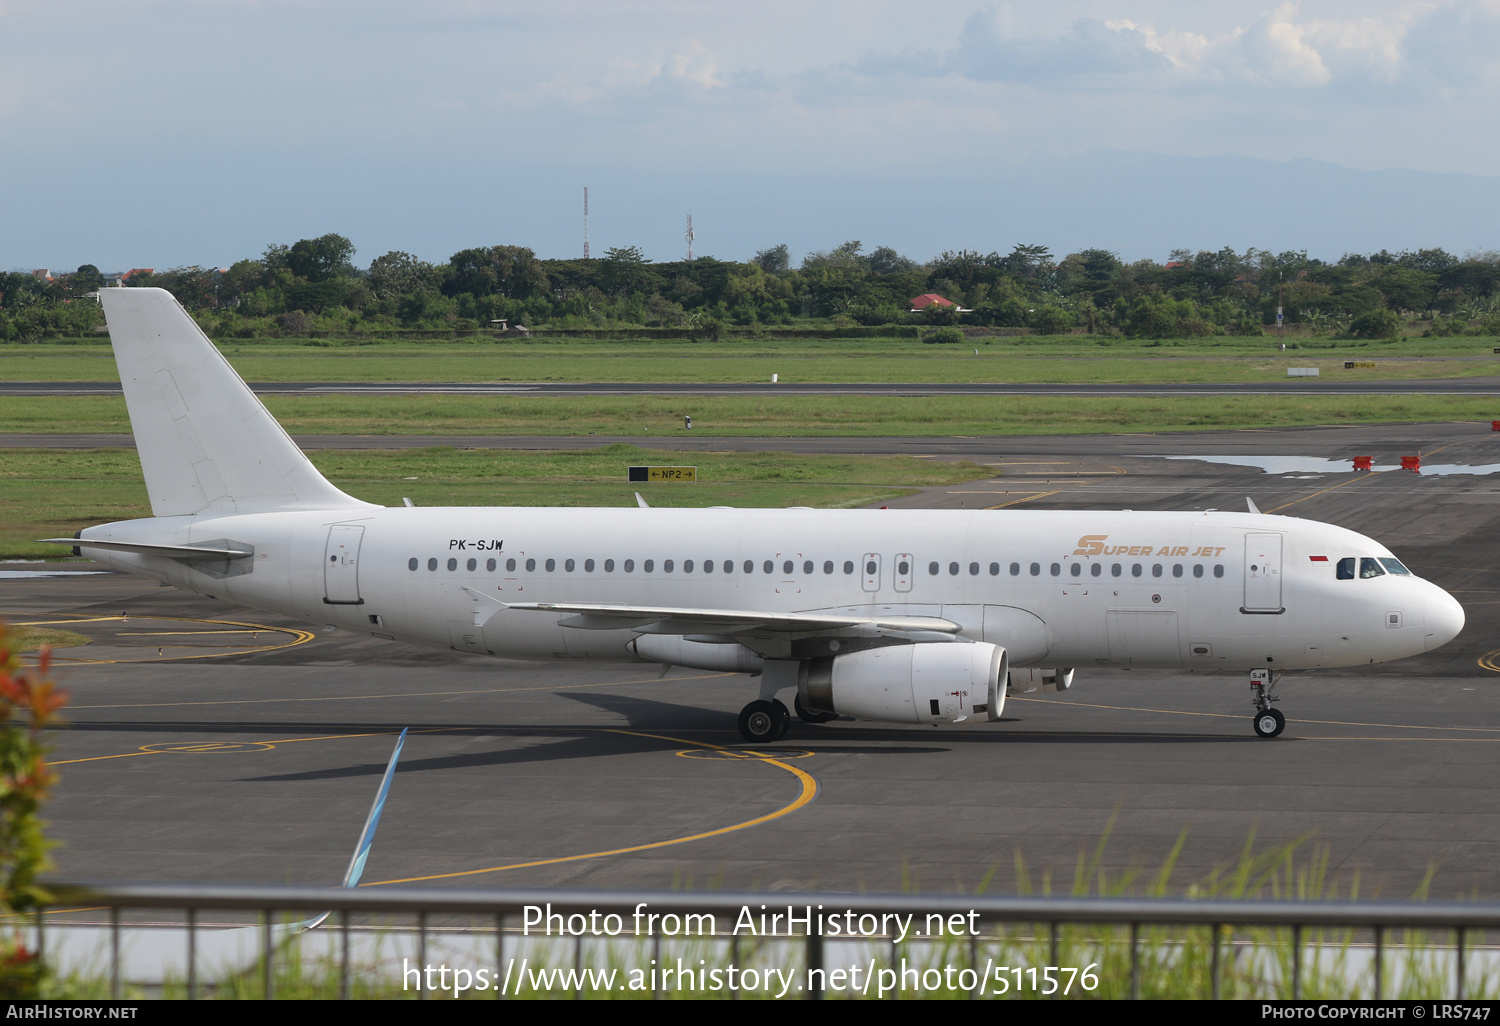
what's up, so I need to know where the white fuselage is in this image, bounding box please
[78,505,1464,673]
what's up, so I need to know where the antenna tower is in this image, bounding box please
[583,187,590,259]
[685,212,695,261]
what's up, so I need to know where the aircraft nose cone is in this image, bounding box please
[1425,586,1466,652]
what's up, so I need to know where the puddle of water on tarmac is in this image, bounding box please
[1136,455,1500,477]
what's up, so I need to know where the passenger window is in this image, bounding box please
[743,560,753,573]
[428,558,438,571]
[408,558,418,571]
[1111,564,1122,577]
[604,559,614,572]
[1151,564,1162,578]
[1379,558,1411,576]
[990,562,1000,576]
[1130,564,1141,577]
[723,560,733,574]
[1360,557,1386,579]
[447,558,458,571]
[703,560,712,573]
[948,561,960,576]
[1050,563,1060,576]
[664,560,675,573]
[584,558,595,572]
[683,560,693,573]
[865,559,877,575]
[783,560,794,575]
[1193,564,1203,578]
[644,559,654,572]
[969,562,980,576]
[467,558,477,571]
[803,560,814,574]
[1337,557,1355,580]
[1090,563,1101,577]
[1010,562,1020,576]
[1029,563,1040,577]
[564,558,575,572]
[624,559,635,572]
[930,562,941,575]
[525,558,536,572]
[1213,564,1224,578]
[1070,563,1081,577]
[823,561,834,574]
[506,558,517,572]
[843,561,855,574]
[545,558,556,572]
[1172,564,1182,578]
[763,560,774,574]
[898,560,910,575]
[487,558,496,572]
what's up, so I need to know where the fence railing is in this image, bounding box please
[36,882,1500,1000]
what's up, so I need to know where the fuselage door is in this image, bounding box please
[324,524,365,605]
[862,553,881,593]
[1243,532,1284,613]
[893,553,914,593]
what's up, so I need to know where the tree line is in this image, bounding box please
[4,235,1499,342]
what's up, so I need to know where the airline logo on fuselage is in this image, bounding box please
[1072,535,1225,558]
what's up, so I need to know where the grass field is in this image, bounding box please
[5,393,1500,438]
[0,445,991,560]
[4,334,1499,384]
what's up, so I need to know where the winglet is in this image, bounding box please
[636,492,650,509]
[303,727,408,931]
[1247,497,1261,514]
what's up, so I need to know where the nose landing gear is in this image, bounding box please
[1250,668,1285,737]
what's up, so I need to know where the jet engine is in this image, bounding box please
[799,641,1008,725]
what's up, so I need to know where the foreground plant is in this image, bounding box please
[0,622,68,997]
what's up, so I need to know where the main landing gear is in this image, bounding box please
[1249,668,1285,738]
[737,699,790,743]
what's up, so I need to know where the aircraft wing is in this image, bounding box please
[500,599,962,640]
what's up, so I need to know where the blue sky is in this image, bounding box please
[4,1,1499,269]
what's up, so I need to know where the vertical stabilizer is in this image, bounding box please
[99,287,375,516]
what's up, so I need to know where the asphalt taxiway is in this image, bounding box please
[7,421,1500,899]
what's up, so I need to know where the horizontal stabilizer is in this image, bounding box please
[38,538,254,559]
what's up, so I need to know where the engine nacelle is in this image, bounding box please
[801,642,1008,725]
[1006,667,1076,695]
[627,635,763,673]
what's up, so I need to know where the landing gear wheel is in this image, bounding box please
[738,700,789,743]
[794,694,836,724]
[1253,708,1286,738]
[770,699,791,740]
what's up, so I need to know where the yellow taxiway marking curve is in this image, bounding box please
[1476,648,1500,673]
[365,728,819,886]
[52,729,402,766]
[10,615,315,665]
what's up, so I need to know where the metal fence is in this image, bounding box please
[36,882,1500,1000]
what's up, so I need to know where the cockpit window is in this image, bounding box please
[1336,557,1355,580]
[1378,558,1412,576]
[1359,557,1386,579]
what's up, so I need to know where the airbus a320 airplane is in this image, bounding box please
[46,288,1466,742]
